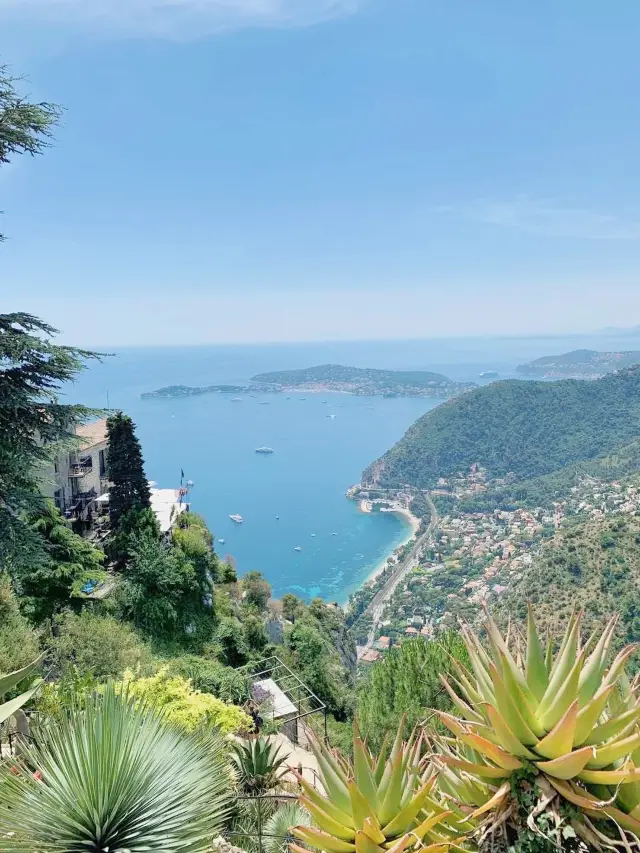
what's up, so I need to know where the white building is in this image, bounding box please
[43,419,110,526]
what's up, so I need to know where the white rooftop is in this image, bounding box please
[252,678,298,719]
[150,487,187,533]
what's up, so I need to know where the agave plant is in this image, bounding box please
[291,719,473,853]
[0,655,43,726]
[432,607,640,849]
[0,683,232,852]
[232,736,291,795]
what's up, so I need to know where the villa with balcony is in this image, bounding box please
[44,419,110,533]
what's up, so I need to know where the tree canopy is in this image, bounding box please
[106,412,151,530]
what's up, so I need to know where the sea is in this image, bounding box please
[68,330,640,603]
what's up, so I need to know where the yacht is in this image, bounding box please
[218,538,225,545]
[255,447,274,454]
[229,514,244,524]
[294,546,302,552]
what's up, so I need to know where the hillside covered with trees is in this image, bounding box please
[364,367,640,488]
[517,348,640,377]
[250,364,474,397]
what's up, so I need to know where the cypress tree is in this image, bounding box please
[106,413,151,529]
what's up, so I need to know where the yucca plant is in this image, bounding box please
[264,802,312,853]
[232,736,291,795]
[432,607,640,850]
[291,719,472,853]
[0,683,232,852]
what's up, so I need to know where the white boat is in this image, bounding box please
[294,546,302,552]
[218,538,225,544]
[311,533,316,537]
[255,447,274,454]
[229,514,244,524]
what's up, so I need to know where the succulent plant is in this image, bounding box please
[232,737,291,795]
[432,607,640,849]
[0,654,43,726]
[291,720,472,853]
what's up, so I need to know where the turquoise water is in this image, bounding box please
[69,333,640,601]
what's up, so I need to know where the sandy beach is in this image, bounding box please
[359,504,421,588]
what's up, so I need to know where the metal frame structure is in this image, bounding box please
[242,655,328,744]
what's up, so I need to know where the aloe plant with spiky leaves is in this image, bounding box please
[431,607,640,850]
[291,719,473,853]
[232,737,291,795]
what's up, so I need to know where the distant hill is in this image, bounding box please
[250,364,475,398]
[498,511,640,648]
[364,367,640,488]
[517,348,640,378]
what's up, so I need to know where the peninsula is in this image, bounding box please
[516,348,640,378]
[250,364,475,398]
[141,365,475,400]
[141,384,249,399]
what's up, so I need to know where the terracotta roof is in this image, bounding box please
[360,649,381,663]
[405,627,418,635]
[76,419,108,448]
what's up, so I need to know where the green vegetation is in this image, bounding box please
[49,611,151,680]
[115,667,253,734]
[231,737,290,795]
[517,347,640,377]
[366,366,640,488]
[252,363,473,396]
[0,312,101,575]
[0,65,61,240]
[297,611,640,853]
[141,383,249,398]
[499,511,640,647]
[429,609,640,849]
[291,718,473,853]
[0,685,232,852]
[106,412,152,533]
[357,632,469,749]
[0,576,40,674]
[18,501,106,622]
[0,654,43,727]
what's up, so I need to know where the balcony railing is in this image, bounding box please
[69,457,93,478]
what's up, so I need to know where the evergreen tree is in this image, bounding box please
[106,413,151,529]
[20,501,106,622]
[0,313,100,573]
[1,65,61,240]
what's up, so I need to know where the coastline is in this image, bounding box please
[339,504,421,608]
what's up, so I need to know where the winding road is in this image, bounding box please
[357,493,438,655]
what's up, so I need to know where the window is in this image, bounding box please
[99,449,107,477]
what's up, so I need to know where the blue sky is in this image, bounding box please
[2,0,640,345]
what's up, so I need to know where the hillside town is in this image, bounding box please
[354,465,640,659]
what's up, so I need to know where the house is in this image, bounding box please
[405,626,418,636]
[360,649,381,664]
[45,419,110,528]
[376,636,391,650]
